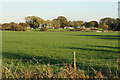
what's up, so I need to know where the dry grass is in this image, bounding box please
[2,58,119,79]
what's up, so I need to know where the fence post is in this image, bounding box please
[73,51,76,71]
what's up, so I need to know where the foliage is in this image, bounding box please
[79,28,85,31]
[73,21,80,27]
[114,18,120,31]
[41,27,48,31]
[82,22,90,28]
[97,28,104,31]
[57,16,68,28]
[0,23,2,29]
[25,16,45,29]
[73,20,84,27]
[2,16,120,31]
[102,24,109,31]
[2,58,119,79]
[68,21,74,27]
[44,20,52,28]
[89,21,99,28]
[51,19,60,29]
[90,28,98,31]
[2,22,29,31]
[99,17,120,31]
[82,21,98,28]
[2,23,11,30]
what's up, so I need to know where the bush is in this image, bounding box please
[41,27,48,31]
[23,28,28,31]
[76,28,81,31]
[34,28,40,31]
[79,28,85,31]
[90,28,97,31]
[97,28,103,31]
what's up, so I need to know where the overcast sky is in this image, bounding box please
[0,1,118,23]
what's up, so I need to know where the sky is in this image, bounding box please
[0,0,119,2]
[0,1,118,23]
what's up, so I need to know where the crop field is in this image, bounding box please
[2,31,119,78]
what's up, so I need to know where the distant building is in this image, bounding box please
[38,23,52,29]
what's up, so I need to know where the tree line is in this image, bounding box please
[1,16,120,31]
[1,22,29,31]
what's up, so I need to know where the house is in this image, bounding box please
[38,23,53,29]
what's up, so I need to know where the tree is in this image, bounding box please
[77,20,84,27]
[15,25,20,31]
[99,17,116,30]
[19,22,29,31]
[19,22,29,27]
[102,24,109,31]
[89,21,98,28]
[57,16,68,28]
[0,24,2,29]
[72,20,84,27]
[68,21,74,27]
[73,21,80,27]
[52,19,60,29]
[45,20,52,27]
[82,22,90,28]
[25,16,45,29]
[2,23,11,30]
[114,18,120,31]
[10,22,18,31]
[2,22,28,31]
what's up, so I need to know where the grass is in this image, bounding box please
[32,28,74,31]
[2,31,119,78]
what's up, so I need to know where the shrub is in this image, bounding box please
[41,27,48,31]
[90,28,97,31]
[97,28,103,31]
[23,28,28,31]
[76,28,81,31]
[79,28,85,31]
[34,28,40,31]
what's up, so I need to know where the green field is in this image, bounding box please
[2,31,119,77]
